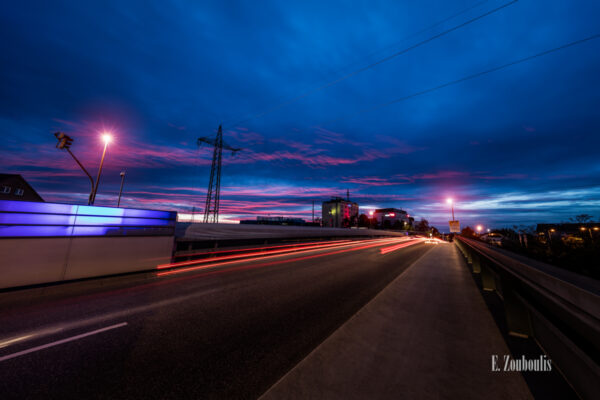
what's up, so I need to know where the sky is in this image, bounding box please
[1,0,599,230]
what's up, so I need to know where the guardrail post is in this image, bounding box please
[466,247,473,264]
[471,253,481,273]
[480,262,496,291]
[501,277,533,338]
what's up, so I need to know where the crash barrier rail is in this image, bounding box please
[455,236,600,399]
[174,223,412,260]
[0,200,177,289]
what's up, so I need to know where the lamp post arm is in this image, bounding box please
[66,148,95,205]
[91,142,108,205]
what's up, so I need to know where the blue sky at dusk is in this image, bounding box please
[2,0,599,229]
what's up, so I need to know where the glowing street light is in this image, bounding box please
[446,198,455,221]
[476,225,483,233]
[581,226,595,239]
[90,133,112,205]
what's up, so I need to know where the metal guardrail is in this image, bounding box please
[455,236,600,399]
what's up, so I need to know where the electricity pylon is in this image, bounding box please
[197,125,241,223]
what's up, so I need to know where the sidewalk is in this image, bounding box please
[260,243,533,399]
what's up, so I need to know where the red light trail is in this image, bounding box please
[156,237,413,277]
[158,239,354,269]
[379,239,424,255]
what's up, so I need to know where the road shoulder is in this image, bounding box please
[260,243,533,399]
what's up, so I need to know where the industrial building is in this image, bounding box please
[322,197,359,228]
[372,208,409,229]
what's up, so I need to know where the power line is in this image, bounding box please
[322,33,600,126]
[224,0,519,129]
[327,0,493,78]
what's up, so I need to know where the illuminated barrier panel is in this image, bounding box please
[0,200,177,289]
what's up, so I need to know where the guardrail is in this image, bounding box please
[454,236,600,399]
[174,223,412,256]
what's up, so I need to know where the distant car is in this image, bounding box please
[482,233,503,246]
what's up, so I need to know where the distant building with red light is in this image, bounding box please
[322,197,358,228]
[372,208,409,229]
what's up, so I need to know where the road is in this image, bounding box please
[0,237,430,399]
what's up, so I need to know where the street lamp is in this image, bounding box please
[117,171,126,207]
[581,226,594,239]
[476,225,483,233]
[53,132,95,205]
[446,198,455,221]
[90,133,112,205]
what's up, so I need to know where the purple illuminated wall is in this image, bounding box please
[0,200,177,238]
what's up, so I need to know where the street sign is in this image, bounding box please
[449,220,460,233]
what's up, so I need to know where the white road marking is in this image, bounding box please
[0,322,127,362]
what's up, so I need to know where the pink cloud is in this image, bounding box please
[410,171,469,180]
[226,129,265,144]
[168,122,186,131]
[341,176,414,186]
[314,127,352,145]
[373,135,426,154]
[478,173,529,180]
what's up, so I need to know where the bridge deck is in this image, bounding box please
[261,242,533,399]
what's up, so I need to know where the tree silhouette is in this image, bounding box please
[571,214,593,223]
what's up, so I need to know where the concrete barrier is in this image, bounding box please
[177,222,411,240]
[0,200,176,289]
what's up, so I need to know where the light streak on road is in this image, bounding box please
[0,322,128,362]
[173,239,353,260]
[157,237,410,277]
[0,334,34,349]
[380,239,424,255]
[158,239,360,270]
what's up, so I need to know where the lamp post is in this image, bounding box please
[581,226,595,239]
[90,133,112,205]
[117,171,125,207]
[447,198,455,221]
[476,225,483,234]
[54,132,95,205]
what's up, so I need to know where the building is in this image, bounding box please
[537,223,599,240]
[322,197,359,228]
[0,174,44,202]
[240,216,313,226]
[372,208,409,229]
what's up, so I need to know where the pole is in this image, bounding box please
[312,200,315,223]
[91,141,109,205]
[66,148,95,205]
[117,171,125,207]
[451,204,455,221]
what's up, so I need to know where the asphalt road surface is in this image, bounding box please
[0,238,431,399]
